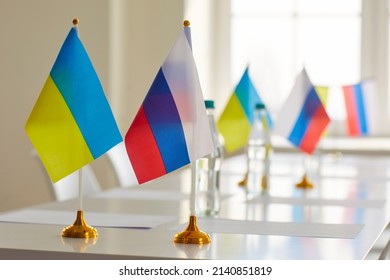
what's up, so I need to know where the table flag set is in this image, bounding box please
[218,67,330,190]
[25,19,122,238]
[25,19,214,244]
[25,18,355,243]
[125,20,215,244]
[273,69,330,188]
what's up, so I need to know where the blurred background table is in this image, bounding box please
[1,152,389,260]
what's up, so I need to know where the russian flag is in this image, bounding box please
[274,69,330,154]
[124,24,214,184]
[343,84,367,135]
[342,80,379,136]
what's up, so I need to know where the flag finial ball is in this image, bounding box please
[183,20,190,27]
[72,18,79,26]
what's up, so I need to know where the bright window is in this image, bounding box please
[231,0,362,130]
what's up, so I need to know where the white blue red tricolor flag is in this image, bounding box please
[342,79,379,136]
[124,24,214,184]
[273,69,330,154]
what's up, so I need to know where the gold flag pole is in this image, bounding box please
[61,168,98,238]
[61,18,98,239]
[173,162,211,244]
[173,20,210,244]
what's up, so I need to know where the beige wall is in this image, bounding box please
[0,0,186,212]
[109,0,184,133]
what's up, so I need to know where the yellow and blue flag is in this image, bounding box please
[217,67,272,153]
[25,25,122,182]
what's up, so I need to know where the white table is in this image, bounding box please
[0,152,389,259]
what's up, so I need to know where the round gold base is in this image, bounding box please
[296,173,314,189]
[61,236,97,252]
[238,173,247,187]
[261,174,268,191]
[61,210,98,238]
[173,216,211,244]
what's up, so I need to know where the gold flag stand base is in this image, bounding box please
[238,174,247,187]
[61,236,97,252]
[61,210,98,238]
[173,216,211,244]
[295,173,314,189]
[238,173,268,192]
[261,174,268,191]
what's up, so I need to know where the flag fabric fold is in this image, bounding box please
[124,25,214,184]
[273,69,330,154]
[315,86,329,107]
[314,85,330,136]
[25,26,122,182]
[217,67,272,153]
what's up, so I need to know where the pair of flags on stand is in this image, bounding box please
[25,21,214,185]
[26,19,373,184]
[303,80,379,137]
[218,68,330,155]
[218,66,379,156]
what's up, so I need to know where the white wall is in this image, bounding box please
[361,0,389,135]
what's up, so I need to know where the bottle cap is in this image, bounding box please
[205,100,215,109]
[255,103,265,110]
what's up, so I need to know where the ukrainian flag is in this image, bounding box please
[25,26,122,182]
[217,67,271,153]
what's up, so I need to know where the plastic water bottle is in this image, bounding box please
[195,100,223,216]
[246,103,272,198]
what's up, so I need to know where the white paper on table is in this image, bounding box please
[247,195,386,208]
[170,218,363,239]
[90,188,190,201]
[89,188,232,201]
[0,209,177,229]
